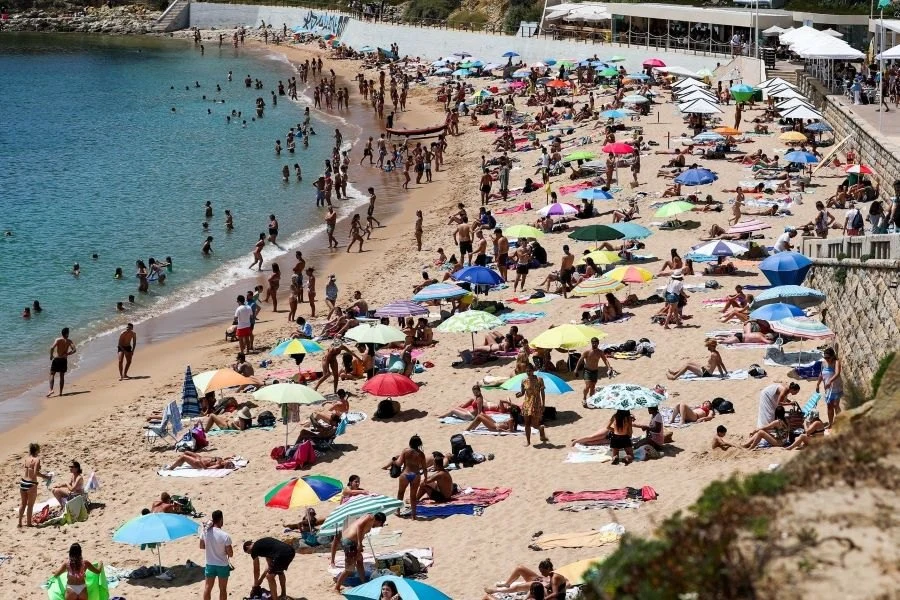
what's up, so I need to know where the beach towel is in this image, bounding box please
[559,500,643,512]
[660,407,692,428]
[416,503,479,517]
[529,524,624,550]
[564,450,612,463]
[463,426,523,436]
[763,347,823,368]
[157,457,247,478]
[499,311,546,324]
[547,486,656,504]
[625,254,657,263]
[680,369,749,381]
[720,343,777,350]
[418,487,512,516]
[792,360,824,380]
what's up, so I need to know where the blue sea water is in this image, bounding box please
[0,33,360,389]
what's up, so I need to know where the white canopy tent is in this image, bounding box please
[758,77,797,90]
[780,105,824,120]
[766,86,808,100]
[658,66,700,78]
[675,90,718,103]
[776,97,815,111]
[677,99,722,114]
[821,28,843,38]
[762,25,785,37]
[672,77,709,89]
[877,43,900,60]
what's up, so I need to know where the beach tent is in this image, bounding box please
[780,105,824,120]
[762,25,785,36]
[877,43,900,60]
[672,77,708,89]
[758,77,797,90]
[677,99,722,114]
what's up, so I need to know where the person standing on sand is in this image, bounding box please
[265,263,281,313]
[200,509,233,600]
[292,251,306,303]
[453,217,473,266]
[332,512,387,591]
[575,337,613,403]
[234,295,253,355]
[249,233,265,270]
[305,267,317,317]
[325,206,339,249]
[516,363,548,447]
[48,327,76,397]
[415,210,423,251]
[117,323,137,380]
[493,228,509,281]
[512,241,531,292]
[387,435,426,519]
[314,342,360,394]
[479,169,492,206]
[18,443,52,528]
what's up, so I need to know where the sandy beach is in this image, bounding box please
[0,31,861,600]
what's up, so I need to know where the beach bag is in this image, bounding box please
[450,434,467,457]
[711,397,734,414]
[786,402,805,429]
[191,426,208,450]
[851,210,864,230]
[375,399,397,419]
[389,460,402,479]
[175,431,196,452]
[257,410,277,428]
[403,553,424,575]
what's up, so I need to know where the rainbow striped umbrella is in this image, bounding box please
[264,475,343,509]
[271,338,324,356]
[571,276,625,297]
[769,317,833,340]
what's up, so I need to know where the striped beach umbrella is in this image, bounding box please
[264,475,343,509]
[500,371,573,395]
[181,366,201,418]
[319,494,405,536]
[727,219,771,234]
[605,266,653,283]
[690,240,748,257]
[845,164,874,175]
[538,203,579,217]
[436,310,503,348]
[769,317,833,340]
[531,323,607,350]
[411,283,468,302]
[751,285,825,309]
[271,338,324,356]
[607,223,652,239]
[571,276,625,298]
[374,300,429,318]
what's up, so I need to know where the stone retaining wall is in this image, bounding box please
[805,258,900,395]
[796,73,900,197]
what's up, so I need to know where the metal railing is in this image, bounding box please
[802,234,900,260]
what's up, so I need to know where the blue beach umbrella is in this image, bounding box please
[544,58,557,65]
[752,285,825,309]
[576,187,615,200]
[607,222,653,239]
[452,265,505,286]
[114,513,199,571]
[805,122,833,133]
[693,131,725,142]
[502,51,520,58]
[512,69,531,78]
[749,302,805,322]
[412,283,468,302]
[759,251,813,286]
[500,371,574,395]
[344,575,451,600]
[674,168,717,186]
[435,68,452,75]
[599,109,632,120]
[590,61,607,67]
[432,59,448,67]
[451,68,471,77]
[626,73,651,80]
[468,60,485,68]
[784,150,818,164]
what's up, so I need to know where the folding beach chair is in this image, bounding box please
[144,401,184,448]
[801,392,821,416]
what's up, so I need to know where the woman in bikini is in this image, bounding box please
[52,543,102,600]
[667,339,728,380]
[439,384,492,421]
[744,405,791,449]
[198,406,253,432]
[163,452,236,470]
[18,443,52,528]
[666,400,716,425]
[657,248,683,275]
[51,460,85,505]
[607,409,635,465]
[248,233,265,270]
[264,263,281,313]
[388,435,426,520]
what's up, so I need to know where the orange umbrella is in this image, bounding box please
[192,369,259,394]
[713,126,741,135]
[546,80,570,88]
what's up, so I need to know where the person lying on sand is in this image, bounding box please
[667,401,716,425]
[198,407,253,432]
[163,452,236,470]
[703,256,737,275]
[439,384,492,420]
[719,297,755,323]
[484,558,568,600]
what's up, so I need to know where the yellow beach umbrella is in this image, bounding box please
[605,265,653,283]
[570,276,625,298]
[779,131,807,142]
[713,126,741,136]
[192,369,259,395]
[556,557,603,586]
[575,250,621,266]
[530,323,607,350]
[504,224,544,239]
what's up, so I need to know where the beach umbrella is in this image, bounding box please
[576,250,622,267]
[769,317,833,340]
[504,224,544,239]
[780,106,823,120]
[563,150,596,162]
[730,83,757,102]
[359,46,375,53]
[538,203,579,217]
[696,68,714,78]
[254,383,327,447]
[568,224,625,242]
[751,285,825,309]
[556,557,603,586]
[845,164,874,175]
[623,94,649,104]
[451,68,472,77]
[673,77,708,89]
[727,219,771,234]
[784,150,818,164]
[654,201,694,219]
[502,51,520,58]
[546,80,570,89]
[431,59,448,66]
[113,513,199,571]
[374,300,429,318]
[532,61,548,68]
[693,131,725,143]
[759,251,812,286]
[271,338,324,356]
[344,575,451,600]
[264,475,343,509]
[181,365,201,418]
[599,109,633,120]
[713,126,741,136]
[779,131,808,143]
[607,55,626,62]
[531,323,607,350]
[599,67,619,77]
[643,58,666,67]
[363,373,418,397]
[690,240,748,257]
[192,369,258,395]
[512,69,531,78]
[500,371,574,395]
[674,168,717,186]
[605,266,653,283]
[543,58,557,65]
[585,384,665,410]
[345,323,406,345]
[571,277,625,299]
[602,142,634,155]
[679,100,722,115]
[482,63,502,72]
[805,122,833,133]
[436,310,503,349]
[748,302,805,322]
[625,73,651,80]
[434,68,452,75]
[607,222,652,239]
[452,266,505,286]
[557,59,576,67]
[412,283,468,302]
[319,494,405,536]
[575,188,615,201]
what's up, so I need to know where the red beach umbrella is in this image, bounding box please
[643,58,666,67]
[546,80,570,88]
[601,142,635,155]
[362,373,419,397]
[845,164,873,175]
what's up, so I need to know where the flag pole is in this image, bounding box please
[879,7,885,132]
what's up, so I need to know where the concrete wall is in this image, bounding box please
[803,234,900,260]
[796,73,900,197]
[190,2,348,33]
[806,258,900,395]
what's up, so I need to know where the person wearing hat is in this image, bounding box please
[773,227,797,253]
[199,406,253,432]
[662,270,686,329]
[51,460,85,504]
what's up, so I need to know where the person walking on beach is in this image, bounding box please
[347,214,365,253]
[117,323,137,380]
[817,347,843,425]
[48,327,76,397]
[325,206,339,248]
[292,251,306,303]
[516,363,548,447]
[201,510,233,600]
[18,443,51,528]
[234,295,253,354]
[265,263,281,313]
[249,233,265,270]
[366,187,381,233]
[575,337,613,403]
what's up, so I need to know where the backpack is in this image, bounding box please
[402,552,423,575]
[375,399,397,419]
[257,410,277,428]
[711,397,735,414]
[850,209,863,230]
[292,440,316,469]
[191,426,208,450]
[171,494,202,518]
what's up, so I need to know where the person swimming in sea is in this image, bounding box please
[205,201,213,219]
[225,210,234,231]
[32,300,42,314]
[202,236,214,255]
[114,267,123,279]
[71,263,80,276]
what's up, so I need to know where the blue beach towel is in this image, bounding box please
[416,503,478,517]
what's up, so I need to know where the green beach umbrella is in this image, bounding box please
[504,224,544,239]
[654,201,695,219]
[568,224,625,243]
[584,384,665,410]
[557,59,576,67]
[436,310,503,349]
[253,383,327,448]
[319,494,404,536]
[599,68,619,77]
[563,150,596,162]
[607,55,626,63]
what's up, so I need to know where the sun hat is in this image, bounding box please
[237,406,252,420]
[671,269,684,279]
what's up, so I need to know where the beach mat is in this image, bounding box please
[529,526,622,550]
[418,486,512,516]
[548,486,656,504]
[679,369,749,381]
[564,451,612,464]
[416,503,478,517]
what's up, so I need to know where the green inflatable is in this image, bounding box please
[47,565,109,600]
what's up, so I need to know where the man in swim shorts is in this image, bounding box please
[454,217,473,264]
[48,327,76,397]
[575,337,613,403]
[117,323,137,381]
[243,537,296,600]
[332,512,387,591]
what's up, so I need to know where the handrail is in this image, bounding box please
[157,0,188,24]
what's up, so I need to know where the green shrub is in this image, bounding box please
[503,1,543,34]
[404,0,460,21]
[871,352,895,398]
[448,9,487,28]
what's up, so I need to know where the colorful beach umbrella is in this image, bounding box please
[714,126,741,135]
[362,373,418,397]
[563,150,596,162]
[436,310,503,349]
[538,202,579,217]
[344,575,451,600]
[571,276,625,297]
[784,150,818,164]
[374,300,429,318]
[769,317,833,340]
[500,371,574,395]
[607,222,652,239]
[727,219,771,234]
[411,283,468,302]
[568,224,625,242]
[643,58,666,67]
[654,201,694,218]
[504,224,544,239]
[730,83,757,102]
[264,475,343,509]
[751,285,826,309]
[691,240,748,257]
[576,250,622,266]
[759,251,812,286]
[601,142,635,155]
[191,369,258,395]
[452,265,505,286]
[531,323,607,350]
[546,79,570,89]
[345,323,406,345]
[585,384,665,410]
[674,168,717,186]
[605,266,653,283]
[575,188,615,201]
[319,494,404,536]
[271,338,324,356]
[845,164,874,175]
[748,302,805,322]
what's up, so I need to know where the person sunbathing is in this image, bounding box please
[666,400,716,425]
[784,410,825,450]
[612,205,637,222]
[439,384,493,420]
[485,559,568,600]
[715,319,774,344]
[699,224,749,241]
[703,256,737,275]
[163,452,236,470]
[721,285,747,311]
[657,248,683,275]
[285,507,325,533]
[414,318,435,346]
[667,339,727,380]
[151,492,180,513]
[198,407,253,432]
[661,182,682,197]
[743,405,790,449]
[413,272,439,294]
[570,426,610,446]
[295,412,341,443]
[465,401,519,433]
[51,461,85,505]
[719,296,755,323]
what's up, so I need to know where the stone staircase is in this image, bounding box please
[765,60,801,84]
[153,0,190,33]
